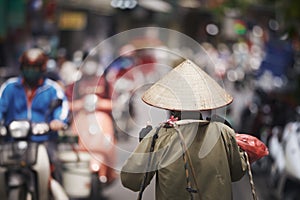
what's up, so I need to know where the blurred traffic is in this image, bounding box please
[1,0,300,199]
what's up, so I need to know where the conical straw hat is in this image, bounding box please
[142,59,233,111]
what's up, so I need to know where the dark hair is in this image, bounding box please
[169,110,203,120]
[19,48,48,71]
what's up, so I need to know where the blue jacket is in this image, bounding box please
[0,76,70,142]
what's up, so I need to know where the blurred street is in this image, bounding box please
[1,0,300,200]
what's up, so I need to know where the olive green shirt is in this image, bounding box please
[121,120,247,200]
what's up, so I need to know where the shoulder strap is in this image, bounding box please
[174,125,201,200]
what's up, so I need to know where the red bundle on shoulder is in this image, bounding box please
[235,133,269,163]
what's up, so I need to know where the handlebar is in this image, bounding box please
[1,120,51,139]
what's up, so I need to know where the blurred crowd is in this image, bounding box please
[2,20,300,134]
[0,1,300,199]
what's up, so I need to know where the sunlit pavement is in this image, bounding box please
[103,137,155,200]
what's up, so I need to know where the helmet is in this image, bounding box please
[20,48,48,71]
[19,48,48,86]
[81,60,99,76]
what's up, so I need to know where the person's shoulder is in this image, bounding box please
[212,120,231,127]
[212,120,232,128]
[211,121,235,136]
[4,76,19,83]
[1,77,20,88]
[44,78,63,89]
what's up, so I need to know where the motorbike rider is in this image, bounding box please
[0,47,70,181]
[65,58,117,184]
[65,58,113,115]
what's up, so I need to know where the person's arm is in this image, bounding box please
[50,82,70,131]
[68,99,83,112]
[68,96,112,113]
[221,124,247,182]
[65,78,112,112]
[120,129,157,191]
[96,97,112,111]
[0,81,11,123]
[64,82,82,112]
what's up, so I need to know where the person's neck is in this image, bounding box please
[22,78,44,89]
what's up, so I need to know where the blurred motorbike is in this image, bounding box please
[239,87,295,174]
[58,94,116,200]
[268,119,300,200]
[0,120,68,200]
[112,75,136,140]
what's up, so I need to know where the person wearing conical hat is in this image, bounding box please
[120,59,247,200]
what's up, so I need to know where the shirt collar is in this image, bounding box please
[19,76,45,88]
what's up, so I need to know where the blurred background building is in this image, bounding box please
[1,0,300,132]
[0,0,299,67]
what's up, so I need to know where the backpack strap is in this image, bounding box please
[173,124,201,200]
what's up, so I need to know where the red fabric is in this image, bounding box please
[65,75,113,100]
[235,133,269,163]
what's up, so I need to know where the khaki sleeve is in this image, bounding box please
[120,170,156,192]
[120,129,158,191]
[221,124,247,182]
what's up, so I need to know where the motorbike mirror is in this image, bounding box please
[0,126,7,136]
[0,120,6,136]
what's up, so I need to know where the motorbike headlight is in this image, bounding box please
[83,94,98,112]
[99,175,108,183]
[9,121,30,138]
[91,163,100,172]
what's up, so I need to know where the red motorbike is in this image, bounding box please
[59,69,117,199]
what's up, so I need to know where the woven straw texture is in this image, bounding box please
[142,59,233,111]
